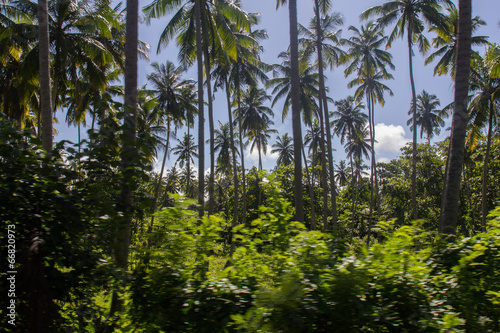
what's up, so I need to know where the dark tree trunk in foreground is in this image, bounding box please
[109,0,138,321]
[39,0,52,152]
[288,0,304,222]
[440,0,472,235]
[195,0,205,217]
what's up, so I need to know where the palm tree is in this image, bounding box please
[214,121,239,177]
[440,0,472,235]
[276,0,304,222]
[239,87,275,170]
[38,0,52,151]
[334,160,349,187]
[109,0,139,320]
[331,96,367,231]
[468,47,500,230]
[144,0,251,217]
[345,126,372,237]
[343,22,395,223]
[407,90,448,144]
[425,5,488,78]
[172,133,199,197]
[272,133,294,168]
[146,61,197,229]
[299,8,344,229]
[362,0,452,220]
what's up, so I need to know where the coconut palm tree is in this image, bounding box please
[331,96,367,232]
[362,0,453,220]
[146,61,197,230]
[299,8,344,229]
[407,90,448,144]
[172,133,199,197]
[276,0,304,222]
[272,133,294,168]
[109,0,139,320]
[440,0,472,234]
[39,0,52,151]
[144,0,251,216]
[425,5,488,78]
[468,47,500,230]
[214,121,239,177]
[334,160,349,187]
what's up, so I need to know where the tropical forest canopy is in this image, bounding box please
[1,0,500,331]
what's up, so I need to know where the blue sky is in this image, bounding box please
[55,0,500,172]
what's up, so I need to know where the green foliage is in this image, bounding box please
[0,120,98,331]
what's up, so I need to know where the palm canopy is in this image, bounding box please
[407,90,448,143]
[425,5,489,77]
[239,86,275,135]
[348,67,394,107]
[361,0,454,54]
[213,121,239,176]
[468,48,500,146]
[172,132,198,168]
[147,60,197,130]
[330,96,367,145]
[271,133,294,167]
[298,12,345,70]
[342,22,395,77]
[267,50,321,126]
[144,0,251,64]
[345,126,372,163]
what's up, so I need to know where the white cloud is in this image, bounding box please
[245,144,278,168]
[374,123,410,154]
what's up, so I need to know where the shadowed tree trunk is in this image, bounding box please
[108,0,138,322]
[196,0,205,217]
[408,19,419,221]
[440,0,472,235]
[204,47,215,215]
[288,0,304,222]
[39,0,52,152]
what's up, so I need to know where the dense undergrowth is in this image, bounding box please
[1,121,500,332]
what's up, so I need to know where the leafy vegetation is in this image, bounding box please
[1,0,499,331]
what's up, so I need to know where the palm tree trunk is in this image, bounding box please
[481,99,493,231]
[39,0,52,152]
[408,20,418,221]
[187,126,191,196]
[195,0,205,217]
[236,74,248,226]
[313,2,330,231]
[302,144,316,230]
[349,153,356,239]
[204,47,215,215]
[367,92,374,246]
[288,0,304,222]
[440,0,472,235]
[225,79,239,256]
[149,123,171,232]
[109,0,138,320]
[323,93,338,229]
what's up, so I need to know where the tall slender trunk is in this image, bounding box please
[313,3,330,231]
[149,123,171,232]
[236,73,247,226]
[323,91,338,229]
[481,99,494,231]
[302,144,316,230]
[225,79,239,256]
[39,0,52,152]
[349,153,356,239]
[109,0,138,320]
[288,0,304,222]
[187,126,191,196]
[367,91,374,246]
[204,47,215,215]
[195,0,205,217]
[407,19,418,221]
[440,0,472,235]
